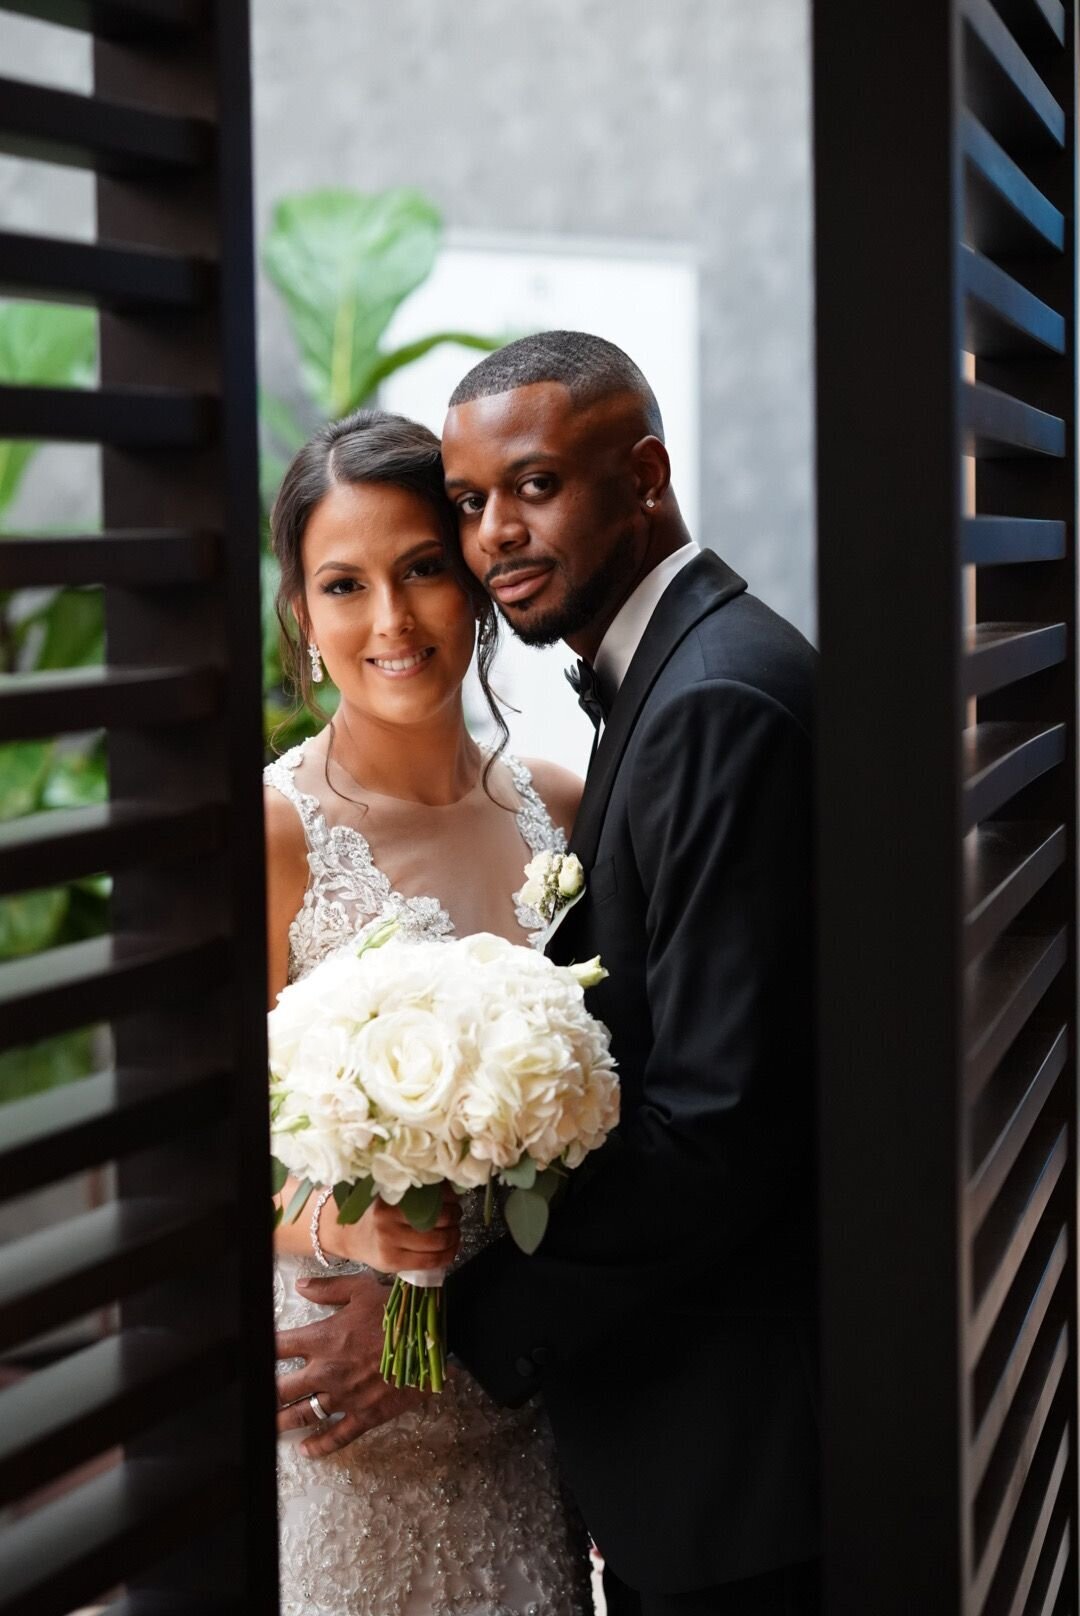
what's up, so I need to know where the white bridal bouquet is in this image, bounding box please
[268,900,617,1392]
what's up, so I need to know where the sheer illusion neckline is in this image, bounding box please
[319,732,504,813]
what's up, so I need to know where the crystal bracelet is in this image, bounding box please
[309,1186,341,1269]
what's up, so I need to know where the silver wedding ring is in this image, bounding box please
[308,1393,331,1423]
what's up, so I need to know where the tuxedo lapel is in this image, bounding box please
[569,549,747,870]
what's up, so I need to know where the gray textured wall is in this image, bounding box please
[0,2,815,636]
[252,0,815,636]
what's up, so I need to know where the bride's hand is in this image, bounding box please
[335,1186,462,1274]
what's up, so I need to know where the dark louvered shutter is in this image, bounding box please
[0,4,278,1612]
[816,2,1078,1612]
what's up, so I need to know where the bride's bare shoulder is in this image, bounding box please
[520,757,585,841]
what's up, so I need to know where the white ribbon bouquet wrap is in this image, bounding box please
[268,891,617,1392]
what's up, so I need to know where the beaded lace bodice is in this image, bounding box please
[265,733,589,1616]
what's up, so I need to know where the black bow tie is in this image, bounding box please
[565,658,608,732]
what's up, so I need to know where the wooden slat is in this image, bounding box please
[972,1220,1066,1482]
[963,517,1066,566]
[0,1198,226,1352]
[0,76,213,175]
[963,722,1066,829]
[985,0,1067,48]
[0,799,225,894]
[0,1329,236,1507]
[975,1322,1067,1559]
[0,384,215,448]
[969,1018,1067,1220]
[0,230,213,311]
[963,382,1066,458]
[0,932,229,1052]
[0,530,219,588]
[963,112,1066,253]
[1024,1507,1070,1616]
[970,1121,1067,1356]
[964,823,1066,961]
[962,0,1066,148]
[962,245,1066,355]
[974,1346,1067,1607]
[0,1456,236,1616]
[0,664,218,743]
[1,0,207,36]
[964,622,1066,698]
[0,1063,228,1200]
[979,1416,1069,1616]
[965,930,1067,1099]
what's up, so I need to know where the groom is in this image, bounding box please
[279,332,820,1615]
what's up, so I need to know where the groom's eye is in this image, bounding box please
[518,475,556,498]
[456,494,485,517]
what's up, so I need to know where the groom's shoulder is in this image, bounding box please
[660,588,816,740]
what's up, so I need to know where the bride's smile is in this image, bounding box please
[298,477,478,731]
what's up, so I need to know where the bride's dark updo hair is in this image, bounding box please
[270,408,507,760]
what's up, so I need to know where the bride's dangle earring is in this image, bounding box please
[308,642,324,684]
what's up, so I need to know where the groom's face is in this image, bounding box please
[442,382,645,648]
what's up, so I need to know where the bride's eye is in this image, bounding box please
[405,556,448,581]
[322,577,361,596]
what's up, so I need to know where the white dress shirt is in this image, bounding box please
[592,540,700,704]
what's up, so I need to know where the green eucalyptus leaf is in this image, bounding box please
[500,1156,537,1190]
[262,187,443,415]
[533,1167,563,1204]
[335,1177,376,1225]
[283,1176,314,1225]
[399,1181,442,1232]
[504,1187,549,1255]
[273,1203,284,1230]
[270,1156,290,1196]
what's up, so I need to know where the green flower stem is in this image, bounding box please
[380,1280,446,1394]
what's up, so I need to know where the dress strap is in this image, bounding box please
[263,743,328,852]
[503,753,568,860]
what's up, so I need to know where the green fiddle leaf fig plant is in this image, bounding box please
[259,186,504,750]
[0,298,107,1104]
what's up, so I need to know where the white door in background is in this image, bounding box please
[381,233,699,777]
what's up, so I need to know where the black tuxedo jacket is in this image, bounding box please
[447,550,819,1593]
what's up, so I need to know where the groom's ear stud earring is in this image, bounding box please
[645,498,656,509]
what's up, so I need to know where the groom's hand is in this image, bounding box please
[276,1270,424,1458]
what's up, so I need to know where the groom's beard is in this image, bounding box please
[496,526,637,648]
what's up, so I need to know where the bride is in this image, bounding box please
[263,408,593,1616]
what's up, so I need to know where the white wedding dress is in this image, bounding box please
[265,731,594,1616]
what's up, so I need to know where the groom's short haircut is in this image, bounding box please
[449,330,665,442]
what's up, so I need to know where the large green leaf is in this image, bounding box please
[41,739,108,810]
[0,740,53,820]
[0,300,97,525]
[29,587,104,670]
[364,330,503,394]
[0,886,70,958]
[263,188,443,416]
[0,1026,98,1105]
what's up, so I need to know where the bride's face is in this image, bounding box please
[299,479,476,728]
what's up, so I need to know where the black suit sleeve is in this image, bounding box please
[446,678,814,1403]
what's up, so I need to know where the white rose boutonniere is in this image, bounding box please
[517,850,588,947]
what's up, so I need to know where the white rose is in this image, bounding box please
[356,1008,464,1128]
[557,853,584,897]
[517,877,547,910]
